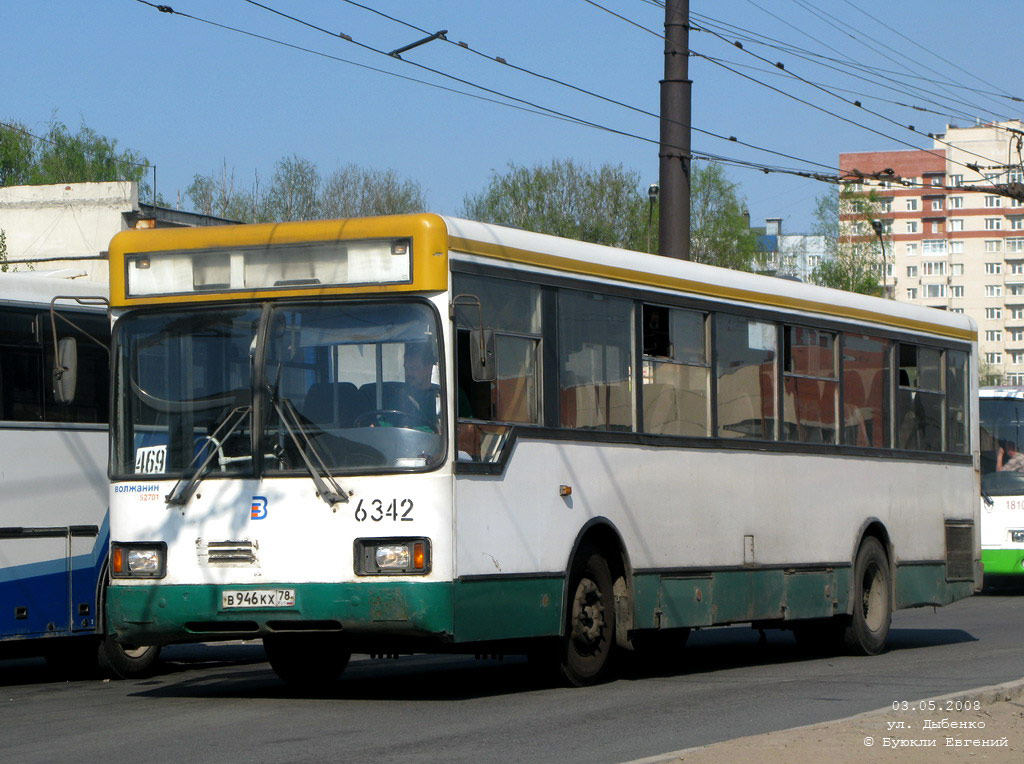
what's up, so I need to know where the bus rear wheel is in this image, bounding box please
[843,536,892,655]
[559,548,616,686]
[263,633,351,689]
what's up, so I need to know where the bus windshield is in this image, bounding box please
[113,306,260,478]
[980,397,1024,496]
[262,301,444,473]
[112,300,444,479]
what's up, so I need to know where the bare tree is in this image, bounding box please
[321,165,426,218]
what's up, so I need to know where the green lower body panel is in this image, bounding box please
[452,577,564,642]
[633,567,846,629]
[633,562,971,630]
[982,548,1024,576]
[106,581,457,647]
[894,563,975,608]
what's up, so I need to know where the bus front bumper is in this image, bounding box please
[105,581,455,647]
[981,549,1024,577]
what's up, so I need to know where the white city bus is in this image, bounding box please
[104,214,980,686]
[978,386,1024,582]
[0,271,158,676]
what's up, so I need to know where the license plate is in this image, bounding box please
[222,589,295,609]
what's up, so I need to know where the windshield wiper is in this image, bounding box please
[165,406,252,507]
[270,395,350,507]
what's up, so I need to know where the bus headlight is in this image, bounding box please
[111,543,167,578]
[354,538,430,576]
[1011,530,1024,543]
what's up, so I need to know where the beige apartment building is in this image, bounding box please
[841,120,1024,383]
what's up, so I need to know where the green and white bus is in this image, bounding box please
[978,386,1024,581]
[103,214,980,686]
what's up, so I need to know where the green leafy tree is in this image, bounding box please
[1,118,153,198]
[809,186,886,296]
[461,159,648,250]
[462,158,763,271]
[689,164,763,270]
[0,122,34,186]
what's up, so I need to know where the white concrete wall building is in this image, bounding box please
[0,181,234,285]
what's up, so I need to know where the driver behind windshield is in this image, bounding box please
[997,440,1024,472]
[390,342,440,431]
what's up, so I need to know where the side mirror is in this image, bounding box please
[53,337,78,404]
[469,329,496,382]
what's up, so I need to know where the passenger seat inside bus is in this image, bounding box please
[302,382,367,428]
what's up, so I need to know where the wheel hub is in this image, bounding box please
[571,578,606,649]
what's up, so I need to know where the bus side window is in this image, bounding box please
[641,305,709,437]
[456,329,490,420]
[896,343,943,452]
[0,309,45,422]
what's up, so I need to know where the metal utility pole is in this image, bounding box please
[659,0,691,260]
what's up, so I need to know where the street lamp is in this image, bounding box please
[870,219,889,298]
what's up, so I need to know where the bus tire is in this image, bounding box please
[263,633,351,689]
[843,536,892,655]
[560,547,616,686]
[97,636,161,679]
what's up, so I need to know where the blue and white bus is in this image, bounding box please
[0,271,159,676]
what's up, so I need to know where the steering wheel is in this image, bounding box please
[353,409,421,429]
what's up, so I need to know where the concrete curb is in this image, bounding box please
[620,677,1024,764]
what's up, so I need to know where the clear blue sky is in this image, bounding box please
[5,1,1022,233]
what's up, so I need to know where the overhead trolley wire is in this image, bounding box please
[837,0,1017,102]
[240,0,844,177]
[331,0,840,172]
[694,54,999,128]
[690,12,1008,129]
[586,0,967,166]
[127,1,600,130]
[690,18,1013,175]
[713,0,1024,107]
[785,0,1013,124]
[596,1,1023,189]
[129,0,843,184]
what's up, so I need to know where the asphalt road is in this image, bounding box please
[3,588,1023,764]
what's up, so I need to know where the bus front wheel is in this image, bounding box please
[559,547,616,686]
[843,536,892,655]
[263,633,351,688]
[97,636,161,678]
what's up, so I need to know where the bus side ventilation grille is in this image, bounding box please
[944,521,974,581]
[198,539,258,566]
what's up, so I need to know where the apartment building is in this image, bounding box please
[840,120,1024,383]
[756,217,829,282]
